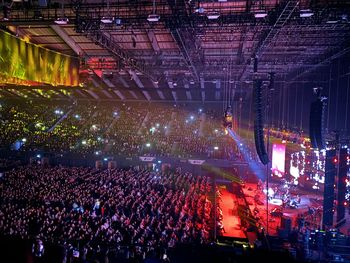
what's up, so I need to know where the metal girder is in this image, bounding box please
[118,76,130,88]
[146,30,161,53]
[113,90,126,100]
[85,89,99,100]
[186,91,192,100]
[142,91,151,101]
[256,0,299,57]
[171,91,177,102]
[157,90,166,100]
[170,28,200,82]
[84,30,155,81]
[239,0,299,81]
[50,25,84,56]
[2,0,348,26]
[288,46,350,81]
[129,70,145,89]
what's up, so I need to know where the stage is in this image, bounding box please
[218,182,327,238]
[219,187,246,238]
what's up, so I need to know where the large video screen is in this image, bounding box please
[290,150,326,186]
[271,143,286,178]
[0,30,79,86]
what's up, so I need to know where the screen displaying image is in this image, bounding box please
[271,143,286,178]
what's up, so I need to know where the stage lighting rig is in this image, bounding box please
[300,9,314,18]
[223,106,233,129]
[101,17,114,24]
[54,17,69,25]
[147,0,160,22]
[147,14,160,22]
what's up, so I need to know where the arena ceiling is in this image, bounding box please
[0,0,350,102]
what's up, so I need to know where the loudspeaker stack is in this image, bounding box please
[253,80,269,165]
[309,98,326,150]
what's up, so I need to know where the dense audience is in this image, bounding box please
[0,101,241,160]
[0,158,21,170]
[0,165,213,261]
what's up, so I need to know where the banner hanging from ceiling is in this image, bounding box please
[0,30,79,86]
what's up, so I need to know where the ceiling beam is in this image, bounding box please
[239,0,299,81]
[170,28,200,82]
[186,91,192,100]
[288,47,350,81]
[142,91,151,101]
[85,31,155,81]
[113,90,126,100]
[50,25,84,56]
[171,91,177,102]
[215,90,221,101]
[118,76,130,88]
[85,89,99,100]
[146,30,161,53]
[216,80,221,89]
[101,89,114,99]
[102,77,115,88]
[157,90,166,100]
[129,91,139,99]
[129,70,144,89]
[200,77,205,89]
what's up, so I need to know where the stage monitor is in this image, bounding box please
[271,143,286,178]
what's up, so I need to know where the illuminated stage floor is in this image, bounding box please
[242,183,324,235]
[219,180,350,239]
[219,187,246,239]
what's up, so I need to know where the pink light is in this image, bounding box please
[271,143,286,178]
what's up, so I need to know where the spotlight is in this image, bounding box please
[54,17,69,25]
[300,9,314,18]
[333,157,338,164]
[194,7,205,14]
[148,0,160,22]
[101,16,114,24]
[327,16,339,24]
[254,10,268,18]
[207,12,220,20]
[147,14,160,22]
[341,14,348,23]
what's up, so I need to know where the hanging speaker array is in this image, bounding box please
[309,97,327,150]
[253,80,269,165]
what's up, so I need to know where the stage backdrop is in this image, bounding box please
[271,143,286,178]
[0,30,79,86]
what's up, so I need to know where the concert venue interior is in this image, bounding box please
[0,0,350,262]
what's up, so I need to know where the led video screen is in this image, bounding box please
[0,30,79,86]
[271,143,286,178]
